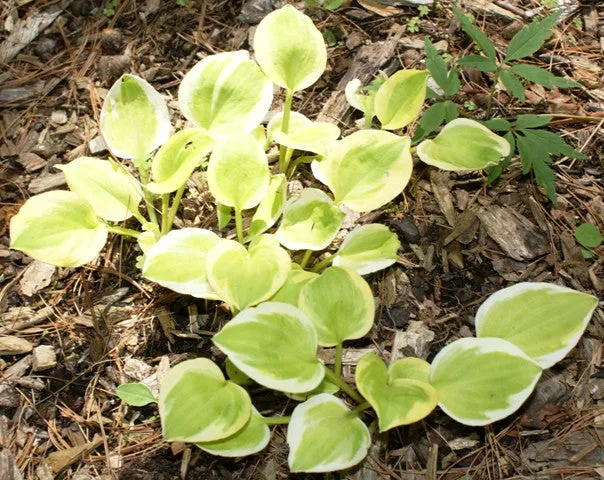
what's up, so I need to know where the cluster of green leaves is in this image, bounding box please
[103,0,121,17]
[575,223,603,259]
[406,5,430,33]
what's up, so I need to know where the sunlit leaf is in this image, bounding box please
[246,174,287,241]
[254,5,327,92]
[100,74,171,160]
[375,69,428,130]
[56,157,142,222]
[178,51,273,139]
[287,394,370,473]
[213,302,324,393]
[273,120,340,157]
[10,191,108,268]
[159,358,251,443]
[417,118,511,170]
[475,282,598,368]
[116,383,156,406]
[429,337,542,426]
[276,188,344,251]
[269,267,318,307]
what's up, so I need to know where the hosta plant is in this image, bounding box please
[9,4,598,474]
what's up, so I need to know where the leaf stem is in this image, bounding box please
[281,148,294,175]
[278,89,294,172]
[105,225,141,239]
[235,208,244,244]
[300,249,313,269]
[322,366,365,405]
[486,67,502,118]
[160,193,170,235]
[311,254,335,273]
[334,342,343,377]
[348,401,372,417]
[137,164,159,227]
[165,184,186,233]
[260,415,291,425]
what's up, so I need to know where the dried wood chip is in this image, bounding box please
[18,152,46,172]
[28,172,66,194]
[45,436,103,474]
[444,209,479,245]
[0,335,33,355]
[0,444,23,480]
[477,205,549,261]
[430,171,457,227]
[391,320,435,361]
[32,345,56,371]
[19,261,56,297]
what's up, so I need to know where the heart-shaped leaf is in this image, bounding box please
[116,383,156,406]
[269,111,340,157]
[159,358,251,443]
[285,377,339,402]
[287,393,370,473]
[246,174,287,242]
[276,188,344,251]
[56,157,142,222]
[143,228,222,298]
[429,337,542,426]
[100,74,171,160]
[355,354,437,431]
[254,5,327,92]
[178,51,273,139]
[213,302,324,393]
[147,128,214,194]
[207,132,270,211]
[206,234,291,310]
[417,118,511,171]
[345,79,373,113]
[311,130,413,213]
[333,224,400,275]
[475,282,598,369]
[375,70,428,130]
[10,191,108,267]
[269,267,318,307]
[299,266,374,347]
[196,406,270,458]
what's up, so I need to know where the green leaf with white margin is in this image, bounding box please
[147,129,214,194]
[196,406,270,458]
[267,111,312,144]
[375,69,428,130]
[285,377,339,402]
[137,230,159,254]
[159,358,251,443]
[10,191,108,268]
[225,357,253,386]
[475,282,598,369]
[274,122,340,157]
[311,130,413,213]
[116,383,156,406]
[207,132,270,211]
[246,174,287,242]
[269,267,318,307]
[429,337,542,426]
[206,234,291,310]
[143,228,222,298]
[100,74,171,160]
[355,354,437,431]
[287,393,370,473]
[178,51,273,140]
[254,5,327,92]
[276,188,344,251]
[299,266,374,347]
[417,118,511,171]
[390,357,432,383]
[213,302,324,393]
[345,79,373,113]
[333,224,400,275]
[56,157,142,222]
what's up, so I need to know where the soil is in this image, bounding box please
[1,1,603,479]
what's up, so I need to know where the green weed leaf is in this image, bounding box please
[499,70,525,102]
[424,37,459,96]
[452,6,497,61]
[116,383,156,406]
[575,223,603,249]
[417,102,447,138]
[510,64,581,89]
[505,12,562,62]
[456,54,498,72]
[481,118,512,131]
[515,131,557,203]
[486,131,515,185]
[515,114,551,129]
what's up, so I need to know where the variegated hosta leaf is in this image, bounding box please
[287,394,371,473]
[142,228,222,298]
[299,266,374,347]
[269,267,318,307]
[345,79,372,113]
[375,69,428,130]
[147,128,214,194]
[159,358,251,443]
[253,5,327,92]
[417,118,511,171]
[267,111,311,141]
[285,377,339,402]
[269,111,340,156]
[213,302,324,393]
[355,354,437,432]
[276,188,344,251]
[206,234,291,310]
[178,51,273,139]
[137,230,159,254]
[333,224,400,275]
[10,191,107,267]
[389,357,431,383]
[429,337,542,426]
[197,406,270,458]
[475,283,598,369]
[100,74,171,160]
[311,130,413,213]
[217,203,232,230]
[56,157,142,222]
[225,357,254,386]
[207,132,270,211]
[246,174,287,242]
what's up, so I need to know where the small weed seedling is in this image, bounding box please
[9,5,598,474]
[574,222,603,259]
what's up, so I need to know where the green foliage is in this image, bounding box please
[406,16,420,33]
[323,0,344,10]
[116,383,155,406]
[575,223,602,258]
[103,0,120,16]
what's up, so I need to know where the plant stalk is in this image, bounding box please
[300,249,313,269]
[261,415,291,425]
[160,193,170,235]
[323,366,365,405]
[348,401,372,417]
[137,164,159,227]
[278,89,295,172]
[235,208,244,244]
[281,148,294,175]
[311,254,335,273]
[105,225,141,239]
[165,184,186,233]
[334,342,343,377]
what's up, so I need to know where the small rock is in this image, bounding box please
[89,135,108,155]
[433,40,448,53]
[0,336,33,356]
[99,55,130,82]
[123,357,154,381]
[398,0,433,6]
[238,0,282,24]
[18,152,46,172]
[390,215,421,244]
[0,384,19,408]
[391,320,435,361]
[32,345,57,372]
[427,76,445,96]
[399,38,425,50]
[28,172,66,194]
[448,437,480,450]
[51,110,68,125]
[101,28,124,54]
